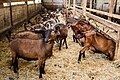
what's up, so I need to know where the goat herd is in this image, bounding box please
[7,7,116,79]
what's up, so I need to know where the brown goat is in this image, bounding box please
[77,30,115,63]
[53,23,68,50]
[9,30,56,79]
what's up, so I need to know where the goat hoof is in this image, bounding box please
[78,60,81,63]
[39,76,42,79]
[14,70,18,73]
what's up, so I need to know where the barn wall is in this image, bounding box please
[0,3,42,39]
[12,4,27,25]
[0,7,11,33]
[96,0,120,13]
[43,0,64,10]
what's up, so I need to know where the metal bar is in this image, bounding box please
[10,0,13,27]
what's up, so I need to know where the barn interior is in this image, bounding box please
[0,0,120,80]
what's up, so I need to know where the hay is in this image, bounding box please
[0,14,120,80]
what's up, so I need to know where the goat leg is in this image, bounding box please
[41,62,46,74]
[78,51,82,63]
[12,57,18,73]
[73,35,76,42]
[78,43,90,63]
[38,59,43,79]
[108,50,115,61]
[39,65,43,79]
[59,39,62,50]
[64,38,68,49]
[83,51,85,58]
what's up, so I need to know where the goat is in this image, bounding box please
[9,29,56,79]
[77,30,115,63]
[53,23,69,50]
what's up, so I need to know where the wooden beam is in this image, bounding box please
[83,0,87,16]
[33,0,36,11]
[81,0,83,6]
[115,31,120,60]
[0,0,34,3]
[90,0,93,9]
[68,0,70,8]
[63,0,65,7]
[0,0,10,3]
[52,0,53,5]
[86,12,120,31]
[43,2,64,5]
[11,0,34,2]
[108,0,115,20]
[73,0,76,16]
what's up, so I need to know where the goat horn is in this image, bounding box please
[52,22,65,29]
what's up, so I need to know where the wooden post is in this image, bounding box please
[52,0,53,5]
[81,0,83,6]
[25,0,28,22]
[34,0,36,11]
[63,0,65,7]
[115,31,120,60]
[65,0,67,7]
[9,0,13,27]
[68,0,70,8]
[83,0,87,16]
[73,0,76,16]
[76,0,78,6]
[108,0,115,20]
[90,0,93,9]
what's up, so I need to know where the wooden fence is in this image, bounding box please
[0,1,42,37]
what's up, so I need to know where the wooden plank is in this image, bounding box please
[82,0,86,16]
[75,8,120,31]
[115,31,120,60]
[108,0,115,20]
[43,2,63,5]
[0,0,34,3]
[90,0,93,9]
[68,0,70,8]
[12,0,35,2]
[0,0,10,3]
[86,12,120,31]
[76,6,120,20]
[73,0,76,16]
